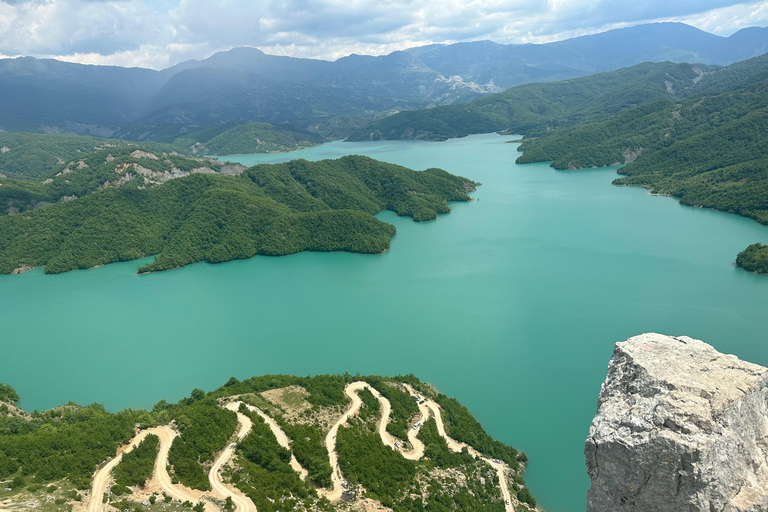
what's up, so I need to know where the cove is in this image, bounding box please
[2,133,768,512]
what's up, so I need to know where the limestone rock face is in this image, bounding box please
[585,333,768,512]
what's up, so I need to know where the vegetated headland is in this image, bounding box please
[348,53,768,273]
[0,147,478,275]
[0,375,535,512]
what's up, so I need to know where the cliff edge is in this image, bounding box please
[585,333,768,512]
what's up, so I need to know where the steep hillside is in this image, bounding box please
[347,61,714,141]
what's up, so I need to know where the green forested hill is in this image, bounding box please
[0,151,476,274]
[0,133,180,179]
[514,54,768,273]
[346,61,715,141]
[172,122,324,155]
[0,125,322,183]
[0,147,214,215]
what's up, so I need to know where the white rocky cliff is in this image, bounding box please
[585,333,768,512]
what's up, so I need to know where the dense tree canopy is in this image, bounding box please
[0,152,476,274]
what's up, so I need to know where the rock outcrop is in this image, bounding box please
[585,333,768,512]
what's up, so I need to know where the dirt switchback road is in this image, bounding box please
[401,384,430,460]
[87,386,513,512]
[207,402,256,512]
[319,382,368,501]
[422,399,514,512]
[146,426,215,511]
[239,402,308,480]
[87,429,153,512]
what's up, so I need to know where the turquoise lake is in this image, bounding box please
[2,133,768,511]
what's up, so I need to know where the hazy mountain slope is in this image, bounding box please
[346,61,713,141]
[404,22,768,89]
[0,58,163,135]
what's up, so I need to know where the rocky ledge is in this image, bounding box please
[585,333,768,512]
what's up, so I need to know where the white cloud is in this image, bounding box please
[0,0,765,68]
[672,1,768,35]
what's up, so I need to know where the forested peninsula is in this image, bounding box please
[349,53,768,273]
[0,148,477,274]
[0,375,534,512]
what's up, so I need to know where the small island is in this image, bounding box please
[0,375,535,512]
[736,243,768,275]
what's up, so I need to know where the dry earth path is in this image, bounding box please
[88,386,513,512]
[145,425,215,511]
[207,402,256,512]
[421,395,515,512]
[362,385,396,450]
[87,429,153,512]
[320,382,430,501]
[319,382,368,501]
[400,384,431,460]
[237,402,309,480]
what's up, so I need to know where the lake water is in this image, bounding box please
[2,133,768,512]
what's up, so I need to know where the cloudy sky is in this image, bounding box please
[0,0,766,69]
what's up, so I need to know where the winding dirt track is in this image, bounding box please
[207,403,256,512]
[146,425,213,510]
[239,402,308,480]
[148,427,199,502]
[421,395,514,512]
[401,384,430,460]
[88,425,214,512]
[87,429,153,512]
[89,385,513,512]
[319,381,368,501]
[319,382,435,501]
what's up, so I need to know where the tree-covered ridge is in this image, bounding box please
[512,53,768,271]
[0,151,477,274]
[0,133,182,179]
[0,146,217,217]
[173,122,324,156]
[346,61,715,142]
[112,434,159,490]
[0,400,146,490]
[0,123,324,183]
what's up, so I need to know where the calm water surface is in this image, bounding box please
[2,134,768,512]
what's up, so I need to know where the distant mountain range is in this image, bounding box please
[1,22,767,144]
